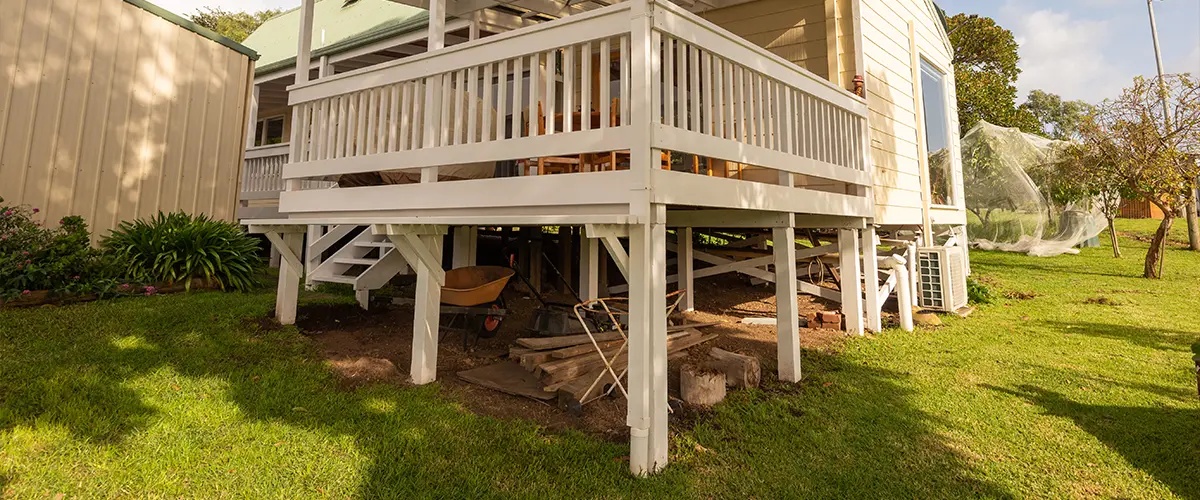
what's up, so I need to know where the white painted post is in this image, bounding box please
[468,227,478,267]
[452,226,472,269]
[580,235,600,301]
[648,206,668,472]
[428,0,447,51]
[318,55,333,78]
[838,228,864,335]
[887,257,915,332]
[246,85,260,146]
[627,205,669,476]
[908,238,920,306]
[679,228,695,312]
[295,0,315,85]
[411,233,443,384]
[773,226,802,382]
[275,232,304,325]
[862,225,882,332]
[305,225,322,290]
[269,247,281,269]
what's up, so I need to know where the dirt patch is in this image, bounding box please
[267,274,849,440]
[242,315,284,334]
[1084,296,1121,306]
[1004,290,1039,300]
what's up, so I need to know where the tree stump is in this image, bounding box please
[706,348,761,389]
[680,363,726,407]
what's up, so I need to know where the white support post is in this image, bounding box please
[428,0,447,51]
[409,233,444,384]
[580,236,600,301]
[468,227,478,267]
[274,233,304,325]
[269,247,281,269]
[862,225,882,332]
[318,55,333,79]
[452,226,473,269]
[679,227,694,312]
[773,226,802,382]
[295,0,315,85]
[908,237,920,306]
[305,225,323,290]
[246,84,259,146]
[839,228,864,335]
[627,204,668,477]
[882,255,915,332]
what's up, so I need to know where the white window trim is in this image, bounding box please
[254,114,287,147]
[917,56,961,209]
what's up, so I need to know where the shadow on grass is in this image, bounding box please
[682,348,1013,498]
[1,292,1008,497]
[1039,320,1197,354]
[989,385,1200,500]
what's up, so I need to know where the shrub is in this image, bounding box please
[966,276,997,305]
[0,199,117,299]
[102,212,262,291]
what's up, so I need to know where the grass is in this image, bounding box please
[2,219,1198,498]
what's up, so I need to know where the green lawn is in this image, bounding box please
[2,219,1198,498]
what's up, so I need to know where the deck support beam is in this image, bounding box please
[378,224,448,384]
[252,225,307,325]
[773,225,802,382]
[862,225,882,332]
[452,226,477,269]
[626,204,668,477]
[579,236,600,301]
[678,227,694,312]
[305,225,324,290]
[839,228,864,335]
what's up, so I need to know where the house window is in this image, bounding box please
[254,116,285,147]
[920,59,955,206]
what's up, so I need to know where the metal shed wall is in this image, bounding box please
[0,0,255,240]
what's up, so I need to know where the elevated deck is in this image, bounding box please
[249,0,870,226]
[245,0,876,477]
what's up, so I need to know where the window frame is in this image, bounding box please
[917,56,960,209]
[254,115,286,147]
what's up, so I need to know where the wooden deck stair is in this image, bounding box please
[307,226,409,308]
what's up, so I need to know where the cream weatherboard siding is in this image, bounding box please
[704,0,964,227]
[0,0,255,241]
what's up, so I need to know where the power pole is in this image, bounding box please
[1147,0,1200,251]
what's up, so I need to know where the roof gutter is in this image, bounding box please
[123,0,260,60]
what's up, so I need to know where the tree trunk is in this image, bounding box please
[1143,215,1174,279]
[1108,217,1121,258]
[1185,185,1199,251]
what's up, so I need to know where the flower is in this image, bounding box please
[2,210,11,216]
[119,283,131,291]
[23,259,30,265]
[144,286,157,296]
[31,208,38,213]
[21,290,30,296]
[72,275,80,280]
[15,264,22,270]
[21,251,28,256]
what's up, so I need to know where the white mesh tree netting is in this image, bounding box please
[956,121,1108,257]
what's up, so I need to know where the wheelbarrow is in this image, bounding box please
[439,266,515,349]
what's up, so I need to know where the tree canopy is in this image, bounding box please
[1021,90,1096,141]
[1069,74,1200,278]
[947,14,1041,136]
[190,7,281,43]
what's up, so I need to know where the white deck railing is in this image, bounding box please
[275,0,871,220]
[242,144,334,196]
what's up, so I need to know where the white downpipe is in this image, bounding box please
[881,255,914,332]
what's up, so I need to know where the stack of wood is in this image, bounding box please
[510,323,720,405]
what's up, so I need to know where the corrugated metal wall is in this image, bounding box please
[0,0,253,240]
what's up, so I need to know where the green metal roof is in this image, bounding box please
[123,0,259,60]
[242,0,431,76]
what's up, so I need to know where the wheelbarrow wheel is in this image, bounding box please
[478,297,505,338]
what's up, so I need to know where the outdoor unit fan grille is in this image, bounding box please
[917,246,968,312]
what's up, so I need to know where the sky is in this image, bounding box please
[157,0,1200,104]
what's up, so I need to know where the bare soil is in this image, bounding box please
[283,274,850,440]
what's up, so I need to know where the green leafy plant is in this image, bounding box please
[966,276,997,305]
[0,198,117,300]
[102,212,262,291]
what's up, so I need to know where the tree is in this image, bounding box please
[190,7,281,42]
[947,14,1042,136]
[1057,146,1130,258]
[1021,90,1096,141]
[1074,74,1200,278]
